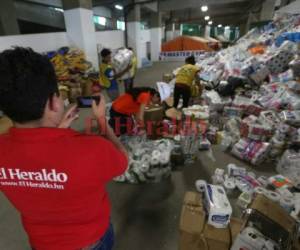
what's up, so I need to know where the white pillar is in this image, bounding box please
[63,0,98,68]
[150,27,162,61]
[127,4,142,68]
[224,27,231,40]
[150,12,162,62]
[204,25,211,38]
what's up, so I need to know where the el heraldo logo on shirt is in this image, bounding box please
[0,168,68,190]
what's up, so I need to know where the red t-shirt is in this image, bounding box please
[0,127,127,250]
[112,92,151,115]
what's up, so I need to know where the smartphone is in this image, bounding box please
[77,96,101,108]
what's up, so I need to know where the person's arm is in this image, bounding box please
[134,103,146,123]
[58,105,79,128]
[92,95,128,158]
[194,67,201,84]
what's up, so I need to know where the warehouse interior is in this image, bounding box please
[1,0,300,250]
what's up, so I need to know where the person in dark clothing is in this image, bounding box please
[173,56,201,109]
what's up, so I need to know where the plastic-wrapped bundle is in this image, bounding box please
[114,137,174,184]
[269,136,286,159]
[224,117,241,141]
[257,84,286,110]
[289,59,300,79]
[249,66,270,85]
[203,90,224,111]
[258,110,281,129]
[277,150,300,183]
[283,91,300,110]
[280,110,300,127]
[232,95,253,111]
[240,115,258,138]
[182,105,209,120]
[231,139,271,165]
[247,123,273,141]
[263,49,294,74]
[112,48,133,80]
[223,106,243,118]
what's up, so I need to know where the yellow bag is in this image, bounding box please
[99,63,112,88]
[191,84,199,97]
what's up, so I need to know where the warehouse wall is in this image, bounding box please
[140,29,151,60]
[0,32,68,52]
[95,30,125,49]
[0,30,125,53]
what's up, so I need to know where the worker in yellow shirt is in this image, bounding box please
[100,48,131,101]
[124,47,138,92]
[173,55,201,109]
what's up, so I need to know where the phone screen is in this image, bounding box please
[77,96,100,108]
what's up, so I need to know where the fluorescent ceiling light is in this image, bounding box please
[54,7,64,12]
[115,4,123,10]
[218,24,222,28]
[208,21,213,25]
[225,26,230,29]
[204,16,210,21]
[201,5,208,12]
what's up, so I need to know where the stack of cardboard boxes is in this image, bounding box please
[179,192,242,250]
[179,192,299,250]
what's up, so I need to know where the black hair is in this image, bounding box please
[0,47,58,123]
[128,47,133,51]
[101,48,111,58]
[185,55,196,65]
[126,87,159,101]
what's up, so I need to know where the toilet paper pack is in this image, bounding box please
[202,183,232,228]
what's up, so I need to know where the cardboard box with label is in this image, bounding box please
[144,105,165,139]
[179,191,243,250]
[241,194,297,250]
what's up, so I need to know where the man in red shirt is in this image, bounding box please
[0,47,128,250]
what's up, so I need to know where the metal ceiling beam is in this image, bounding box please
[171,7,246,19]
[159,0,250,12]
[177,13,247,26]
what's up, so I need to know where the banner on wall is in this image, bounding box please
[159,50,206,61]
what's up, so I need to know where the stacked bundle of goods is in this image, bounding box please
[179,163,299,249]
[47,47,97,103]
[112,48,133,80]
[177,12,300,250]
[114,136,174,183]
[167,13,300,169]
[180,182,299,249]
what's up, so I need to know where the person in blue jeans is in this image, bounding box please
[82,223,114,250]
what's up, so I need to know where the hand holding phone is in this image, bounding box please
[91,94,106,120]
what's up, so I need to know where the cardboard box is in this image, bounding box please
[230,218,244,242]
[250,194,296,234]
[144,105,164,139]
[203,223,230,250]
[179,192,206,250]
[246,194,297,249]
[179,191,236,250]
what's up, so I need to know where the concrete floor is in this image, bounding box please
[0,61,276,250]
